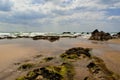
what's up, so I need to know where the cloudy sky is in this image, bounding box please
[0,0,120,32]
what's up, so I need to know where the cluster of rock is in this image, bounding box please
[112,32,120,39]
[32,36,60,42]
[0,32,81,42]
[89,29,112,41]
[16,47,120,80]
[85,56,119,80]
[60,47,91,59]
[16,62,74,80]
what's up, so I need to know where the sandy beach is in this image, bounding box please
[0,38,120,80]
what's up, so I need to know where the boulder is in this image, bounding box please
[60,47,91,60]
[89,29,112,41]
[112,32,120,38]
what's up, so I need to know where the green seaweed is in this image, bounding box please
[18,63,34,70]
[43,57,54,62]
[16,76,27,80]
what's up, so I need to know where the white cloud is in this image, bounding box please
[113,2,120,8]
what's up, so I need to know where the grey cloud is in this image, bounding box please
[98,0,119,4]
[31,0,45,4]
[12,11,47,20]
[0,0,13,11]
[52,9,74,15]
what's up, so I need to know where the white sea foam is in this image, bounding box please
[0,32,117,39]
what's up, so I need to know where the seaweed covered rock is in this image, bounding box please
[16,63,75,80]
[89,29,112,41]
[18,63,34,70]
[32,36,60,42]
[43,57,54,62]
[60,47,91,60]
[85,57,120,80]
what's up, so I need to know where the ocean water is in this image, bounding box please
[0,32,118,39]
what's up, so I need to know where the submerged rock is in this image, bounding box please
[89,29,112,41]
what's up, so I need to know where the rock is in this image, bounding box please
[43,57,55,62]
[89,29,112,41]
[112,32,120,39]
[32,35,46,40]
[47,36,60,42]
[16,62,75,80]
[18,63,34,70]
[16,47,120,80]
[32,36,60,42]
[34,54,43,59]
[117,32,120,38]
[62,32,71,34]
[85,57,120,80]
[60,47,91,60]
[36,75,43,80]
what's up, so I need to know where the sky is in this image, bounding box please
[0,0,120,32]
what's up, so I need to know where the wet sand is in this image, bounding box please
[0,44,37,72]
[108,39,120,44]
[0,38,120,80]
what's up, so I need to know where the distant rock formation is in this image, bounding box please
[89,29,112,41]
[32,36,60,42]
[112,32,120,39]
[117,32,120,38]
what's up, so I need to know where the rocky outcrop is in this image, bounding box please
[32,36,60,42]
[16,47,120,80]
[85,56,120,80]
[112,32,120,39]
[117,32,120,38]
[89,29,112,41]
[60,47,91,60]
[16,63,75,80]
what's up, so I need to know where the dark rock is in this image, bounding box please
[86,57,120,80]
[43,57,54,62]
[34,54,43,58]
[112,32,120,38]
[6,36,16,39]
[89,29,112,41]
[32,35,45,40]
[87,62,96,68]
[47,36,60,42]
[32,36,60,42]
[62,32,71,34]
[18,63,34,70]
[60,47,91,60]
[16,63,75,80]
